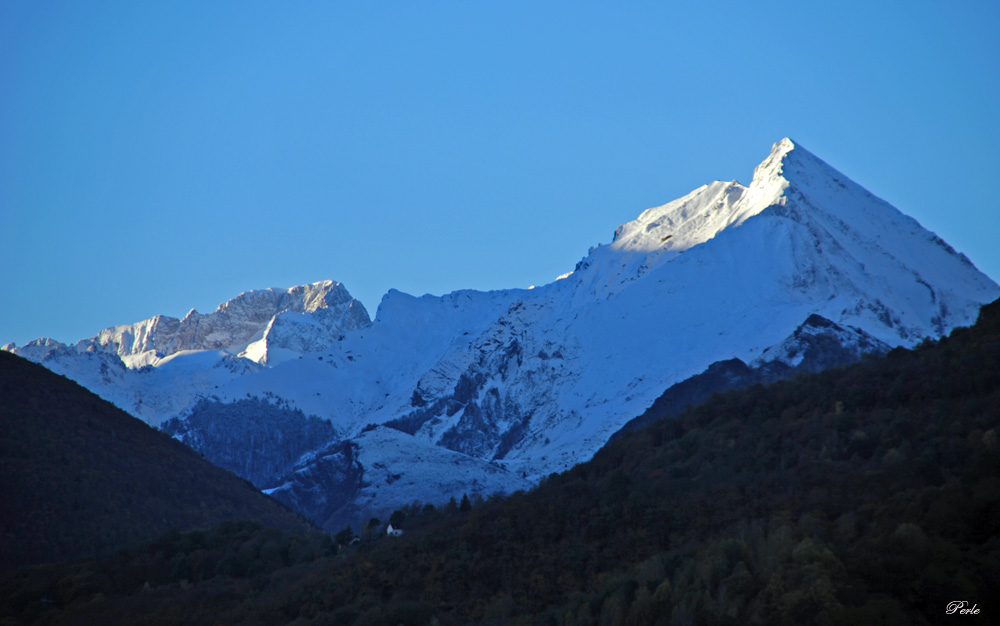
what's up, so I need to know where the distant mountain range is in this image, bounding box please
[6,138,998,531]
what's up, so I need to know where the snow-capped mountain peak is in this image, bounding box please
[607,138,802,258]
[7,139,997,532]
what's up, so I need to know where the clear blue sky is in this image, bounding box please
[2,1,998,346]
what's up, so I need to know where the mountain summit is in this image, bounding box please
[583,137,990,343]
[607,137,805,256]
[7,139,998,530]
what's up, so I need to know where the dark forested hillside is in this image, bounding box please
[3,298,999,625]
[161,396,339,489]
[0,351,317,574]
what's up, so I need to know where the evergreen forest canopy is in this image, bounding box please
[3,298,999,625]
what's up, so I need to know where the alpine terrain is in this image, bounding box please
[6,138,998,532]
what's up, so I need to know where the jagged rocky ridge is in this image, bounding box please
[6,139,998,532]
[7,280,369,368]
[4,281,370,426]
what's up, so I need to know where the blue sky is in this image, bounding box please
[2,1,998,346]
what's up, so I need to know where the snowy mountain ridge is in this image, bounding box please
[8,280,369,367]
[6,138,998,530]
[3,280,370,425]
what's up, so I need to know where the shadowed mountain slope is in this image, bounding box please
[0,351,316,573]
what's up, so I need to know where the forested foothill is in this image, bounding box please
[3,298,999,625]
[0,352,317,574]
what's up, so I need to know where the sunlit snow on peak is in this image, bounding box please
[609,179,750,254]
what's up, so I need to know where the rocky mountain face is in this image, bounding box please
[6,139,998,532]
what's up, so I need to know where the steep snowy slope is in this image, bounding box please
[222,138,997,468]
[6,139,997,530]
